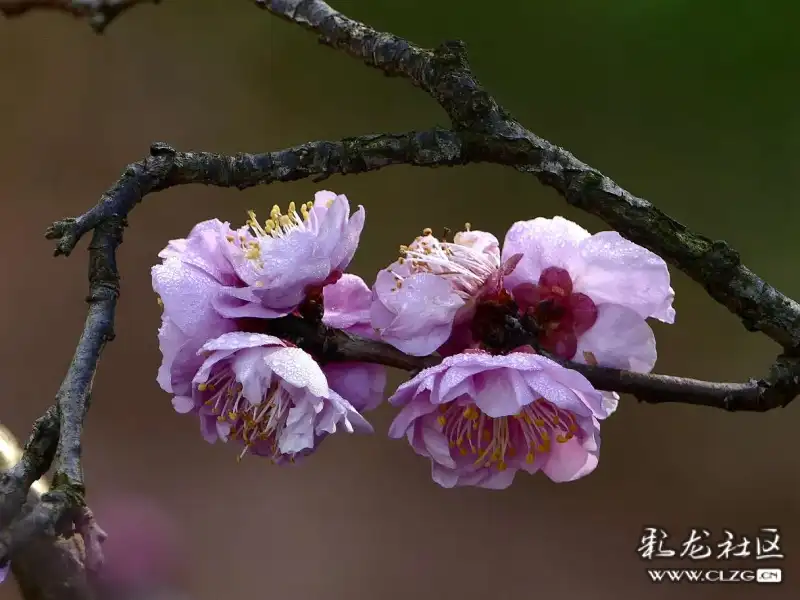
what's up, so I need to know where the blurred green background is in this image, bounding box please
[1,1,798,599]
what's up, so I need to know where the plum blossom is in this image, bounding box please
[371,227,520,356]
[172,332,372,462]
[388,351,609,489]
[152,191,382,459]
[502,216,674,373]
[216,190,365,317]
[155,190,364,321]
[371,218,674,382]
[152,190,365,393]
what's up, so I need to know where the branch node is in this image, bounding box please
[149,141,176,157]
[435,39,468,67]
[44,218,81,257]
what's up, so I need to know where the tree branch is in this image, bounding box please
[0,423,96,600]
[256,0,800,350]
[0,216,122,599]
[266,314,800,412]
[43,132,468,257]
[0,0,159,33]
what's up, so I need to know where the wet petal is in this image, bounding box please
[575,303,657,374]
[502,217,590,290]
[575,231,675,322]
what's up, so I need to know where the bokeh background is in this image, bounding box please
[1,1,799,598]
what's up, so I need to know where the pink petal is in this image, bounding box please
[278,402,317,454]
[151,258,223,337]
[371,271,464,356]
[431,463,460,488]
[171,395,194,414]
[388,396,437,437]
[502,217,590,291]
[322,274,372,331]
[264,347,329,398]
[539,266,574,295]
[575,231,675,322]
[200,332,284,353]
[323,362,386,412]
[421,422,456,468]
[541,436,599,483]
[452,230,501,260]
[472,367,535,417]
[575,303,657,373]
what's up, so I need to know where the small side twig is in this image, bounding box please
[0,0,159,33]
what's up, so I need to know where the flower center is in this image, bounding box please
[390,226,499,297]
[223,201,316,271]
[511,267,598,359]
[197,370,290,461]
[436,398,580,471]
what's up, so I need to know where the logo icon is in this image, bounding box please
[756,568,782,583]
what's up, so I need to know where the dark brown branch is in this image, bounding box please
[552,356,800,412]
[0,424,95,600]
[0,408,59,528]
[0,0,158,33]
[267,314,800,412]
[44,133,467,257]
[256,0,800,351]
[0,216,123,599]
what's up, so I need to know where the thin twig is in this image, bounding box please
[0,0,159,33]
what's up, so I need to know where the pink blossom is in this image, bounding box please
[388,351,609,489]
[370,217,674,394]
[172,332,371,462]
[321,274,387,412]
[152,191,372,413]
[154,190,364,322]
[371,228,517,356]
[216,190,365,317]
[502,216,674,372]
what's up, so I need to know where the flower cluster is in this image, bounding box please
[373,218,673,488]
[154,194,675,489]
[153,191,382,463]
